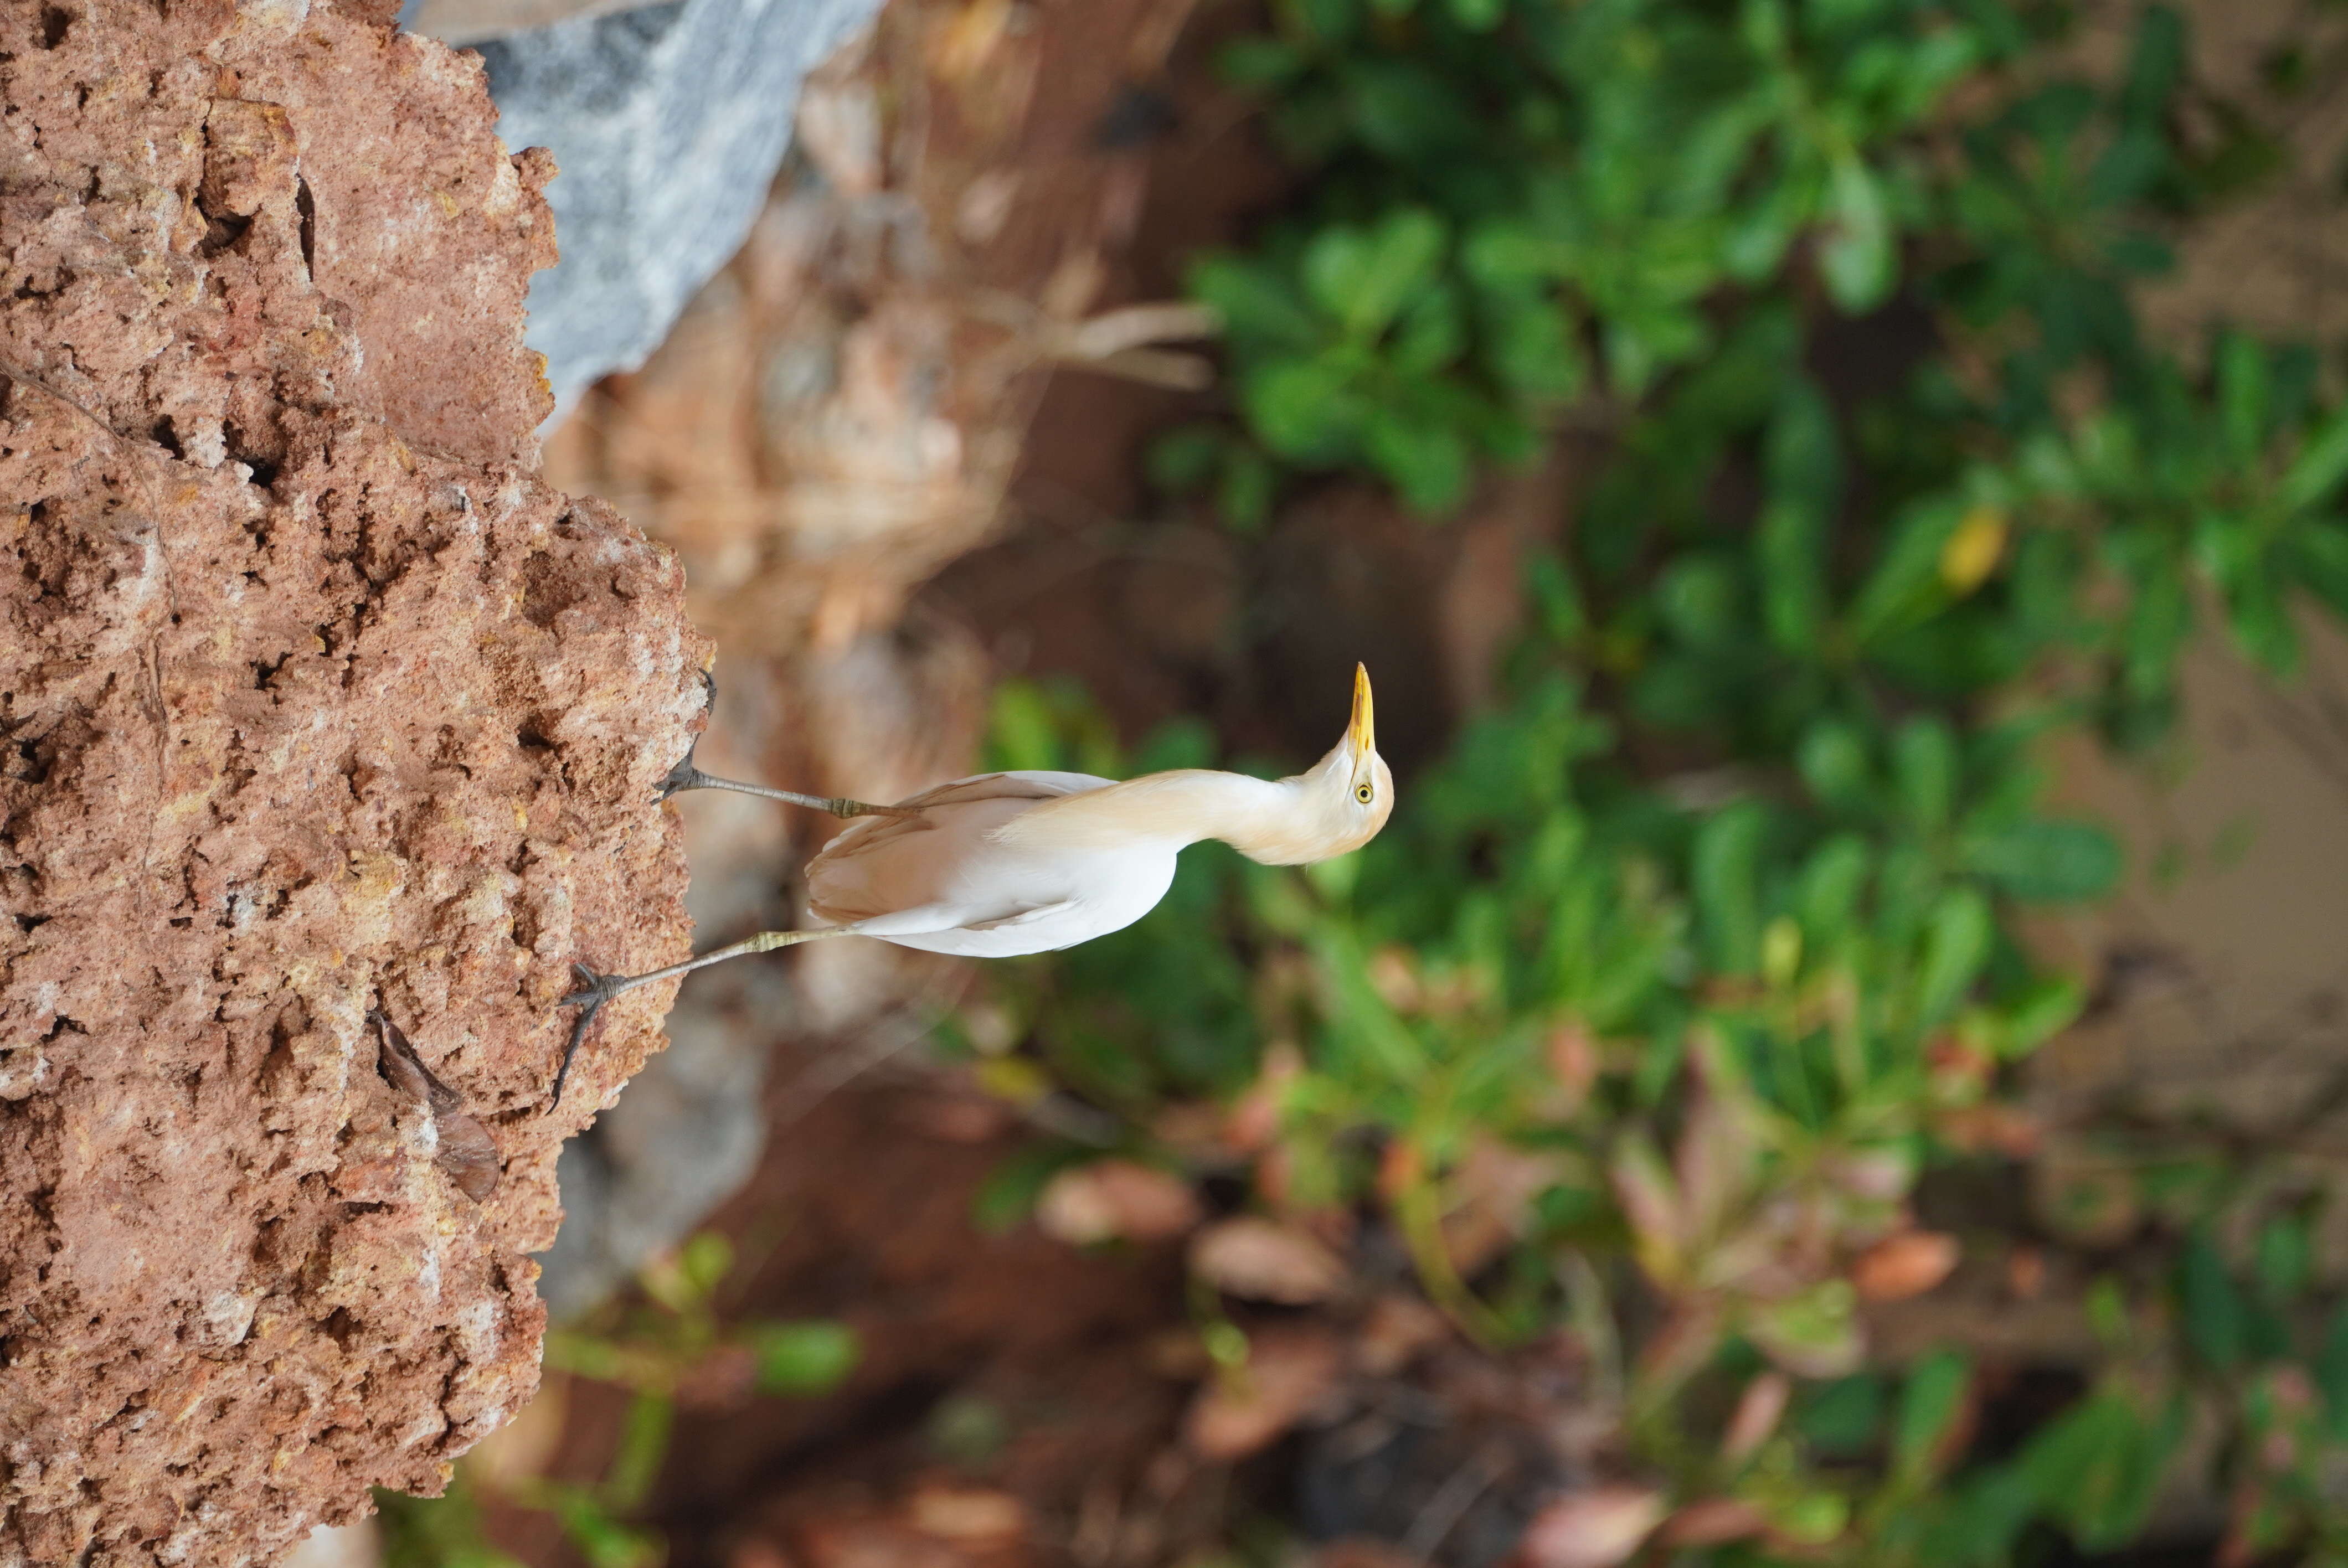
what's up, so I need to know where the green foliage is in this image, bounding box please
[1000,0,2348,1562]
[748,1321,862,1395]
[380,1234,858,1567]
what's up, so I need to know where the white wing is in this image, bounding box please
[805,770,1110,926]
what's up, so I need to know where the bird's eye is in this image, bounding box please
[1356,783,1374,804]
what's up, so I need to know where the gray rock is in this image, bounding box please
[535,971,778,1316]
[465,0,882,414]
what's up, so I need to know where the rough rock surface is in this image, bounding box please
[470,0,885,413]
[0,2,710,1562]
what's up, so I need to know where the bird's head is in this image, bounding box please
[1259,663,1393,865]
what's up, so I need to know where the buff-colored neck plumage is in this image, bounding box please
[993,666,1394,866]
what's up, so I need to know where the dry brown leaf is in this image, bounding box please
[1354,1294,1450,1377]
[673,1343,759,1412]
[1442,1138,1567,1276]
[1182,1326,1345,1461]
[1851,1231,1960,1303]
[1516,1486,1669,1568]
[726,1540,797,1568]
[1036,1159,1203,1246]
[1721,1371,1790,1464]
[1190,1216,1348,1304]
[1656,1498,1768,1548]
[2007,1244,2046,1301]
[908,1486,1027,1543]
[1544,1022,1599,1117]
[795,1516,958,1568]
[1366,946,1423,1011]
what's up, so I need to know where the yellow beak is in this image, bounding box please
[1348,663,1375,757]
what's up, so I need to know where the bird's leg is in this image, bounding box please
[655,756,924,819]
[652,668,920,817]
[553,928,855,1105]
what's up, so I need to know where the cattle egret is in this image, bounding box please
[554,664,1393,1102]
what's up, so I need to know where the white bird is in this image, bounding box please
[555,664,1393,1101]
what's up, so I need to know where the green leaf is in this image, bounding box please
[1295,0,1364,43]
[1146,424,1228,493]
[1481,290,1587,403]
[1365,408,1472,513]
[2019,1390,2183,1550]
[1892,717,1959,834]
[1303,209,1449,338]
[1757,499,1828,656]
[1657,555,1741,647]
[1961,819,2123,903]
[1692,801,1768,975]
[2287,519,2348,620]
[2280,403,2348,513]
[2119,4,2186,124]
[1723,175,1805,282]
[1765,378,1842,510]
[2225,564,2301,675]
[2180,1232,2244,1369]
[1916,886,1992,1026]
[2317,1303,2348,1440]
[2121,565,2192,700]
[747,1320,861,1395]
[1218,445,1276,533]
[1798,1372,1884,1455]
[1818,155,1894,312]
[1218,37,1306,91]
[677,1231,734,1300]
[1446,0,1504,29]
[1850,498,1962,644]
[1527,551,1587,646]
[1190,255,1320,351]
[2216,330,2272,461]
[1798,833,1871,944]
[1798,721,1873,811]
[1389,284,1466,375]
[1243,354,1364,461]
[987,680,1063,775]
[1748,1281,1863,1378]
[1893,1350,1973,1483]
[1997,976,2085,1059]
[2254,1213,2310,1302]
[971,1144,1083,1233]
[551,1490,662,1568]
[603,1391,674,1512]
[1313,926,1428,1085]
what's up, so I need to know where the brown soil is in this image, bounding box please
[490,1080,1202,1568]
[0,2,709,1562]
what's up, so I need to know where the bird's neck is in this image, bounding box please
[999,768,1322,863]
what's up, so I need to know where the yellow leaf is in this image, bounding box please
[1939,504,2008,595]
[973,1055,1049,1105]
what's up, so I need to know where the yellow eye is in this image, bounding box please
[1356,783,1374,803]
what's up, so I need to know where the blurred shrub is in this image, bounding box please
[995,0,2348,1561]
[378,1232,858,1567]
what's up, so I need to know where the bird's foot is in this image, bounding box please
[653,669,722,802]
[553,962,624,1106]
[655,745,709,801]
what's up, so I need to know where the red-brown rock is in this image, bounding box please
[0,2,710,1561]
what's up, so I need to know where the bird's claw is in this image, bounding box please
[553,962,620,1107]
[652,669,721,802]
[655,745,708,802]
